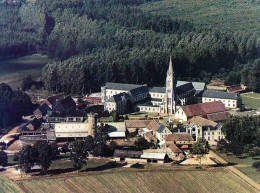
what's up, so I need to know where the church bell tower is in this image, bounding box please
[164,56,176,114]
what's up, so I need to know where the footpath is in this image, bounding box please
[209,150,260,192]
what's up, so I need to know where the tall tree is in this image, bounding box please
[0,151,8,166]
[192,138,210,166]
[70,139,93,171]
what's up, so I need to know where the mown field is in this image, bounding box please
[0,54,50,89]
[241,92,260,110]
[141,0,260,32]
[0,176,20,193]
[15,169,258,193]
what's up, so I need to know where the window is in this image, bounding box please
[208,137,210,140]
[208,132,210,135]
[212,132,214,135]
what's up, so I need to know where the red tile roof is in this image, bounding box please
[227,85,246,93]
[125,120,151,128]
[166,134,194,142]
[168,143,183,153]
[146,120,161,132]
[188,116,218,127]
[205,111,231,122]
[182,101,227,117]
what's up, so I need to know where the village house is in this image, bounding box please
[163,143,183,159]
[155,125,172,143]
[33,94,76,117]
[166,134,195,150]
[125,120,152,133]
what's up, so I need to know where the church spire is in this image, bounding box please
[168,56,173,75]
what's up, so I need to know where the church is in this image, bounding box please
[101,57,241,115]
[101,57,206,115]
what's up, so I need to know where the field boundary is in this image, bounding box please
[12,166,218,182]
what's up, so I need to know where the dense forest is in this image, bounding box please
[0,0,259,94]
[0,83,35,129]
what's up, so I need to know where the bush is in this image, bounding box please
[252,161,260,169]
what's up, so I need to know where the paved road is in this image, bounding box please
[209,150,260,192]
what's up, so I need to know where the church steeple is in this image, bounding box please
[167,56,173,76]
[164,56,176,115]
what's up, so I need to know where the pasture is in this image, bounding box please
[241,92,260,110]
[14,168,258,193]
[0,54,50,89]
[218,152,260,184]
[141,0,260,32]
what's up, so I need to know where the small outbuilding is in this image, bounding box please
[140,152,169,164]
[113,149,143,163]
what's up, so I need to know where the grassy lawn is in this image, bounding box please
[140,0,260,33]
[241,92,260,110]
[50,159,109,171]
[0,54,50,89]
[0,176,20,193]
[218,152,260,184]
[15,168,259,193]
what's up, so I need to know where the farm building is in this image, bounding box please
[113,149,144,163]
[140,152,169,164]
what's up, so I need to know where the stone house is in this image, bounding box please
[155,125,172,143]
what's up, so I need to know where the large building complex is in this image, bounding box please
[101,57,242,115]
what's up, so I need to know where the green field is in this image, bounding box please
[218,152,260,184]
[241,92,260,110]
[0,176,19,193]
[0,54,50,89]
[15,168,259,193]
[141,0,260,32]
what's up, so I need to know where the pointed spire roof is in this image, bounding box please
[168,56,173,75]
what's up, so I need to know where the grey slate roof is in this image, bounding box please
[151,98,163,102]
[149,87,166,93]
[107,92,131,103]
[176,82,194,95]
[202,90,239,100]
[176,81,206,91]
[105,82,144,91]
[129,86,149,97]
[157,125,167,133]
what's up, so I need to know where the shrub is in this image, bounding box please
[252,161,260,169]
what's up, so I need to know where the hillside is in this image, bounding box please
[141,0,260,33]
[0,0,259,94]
